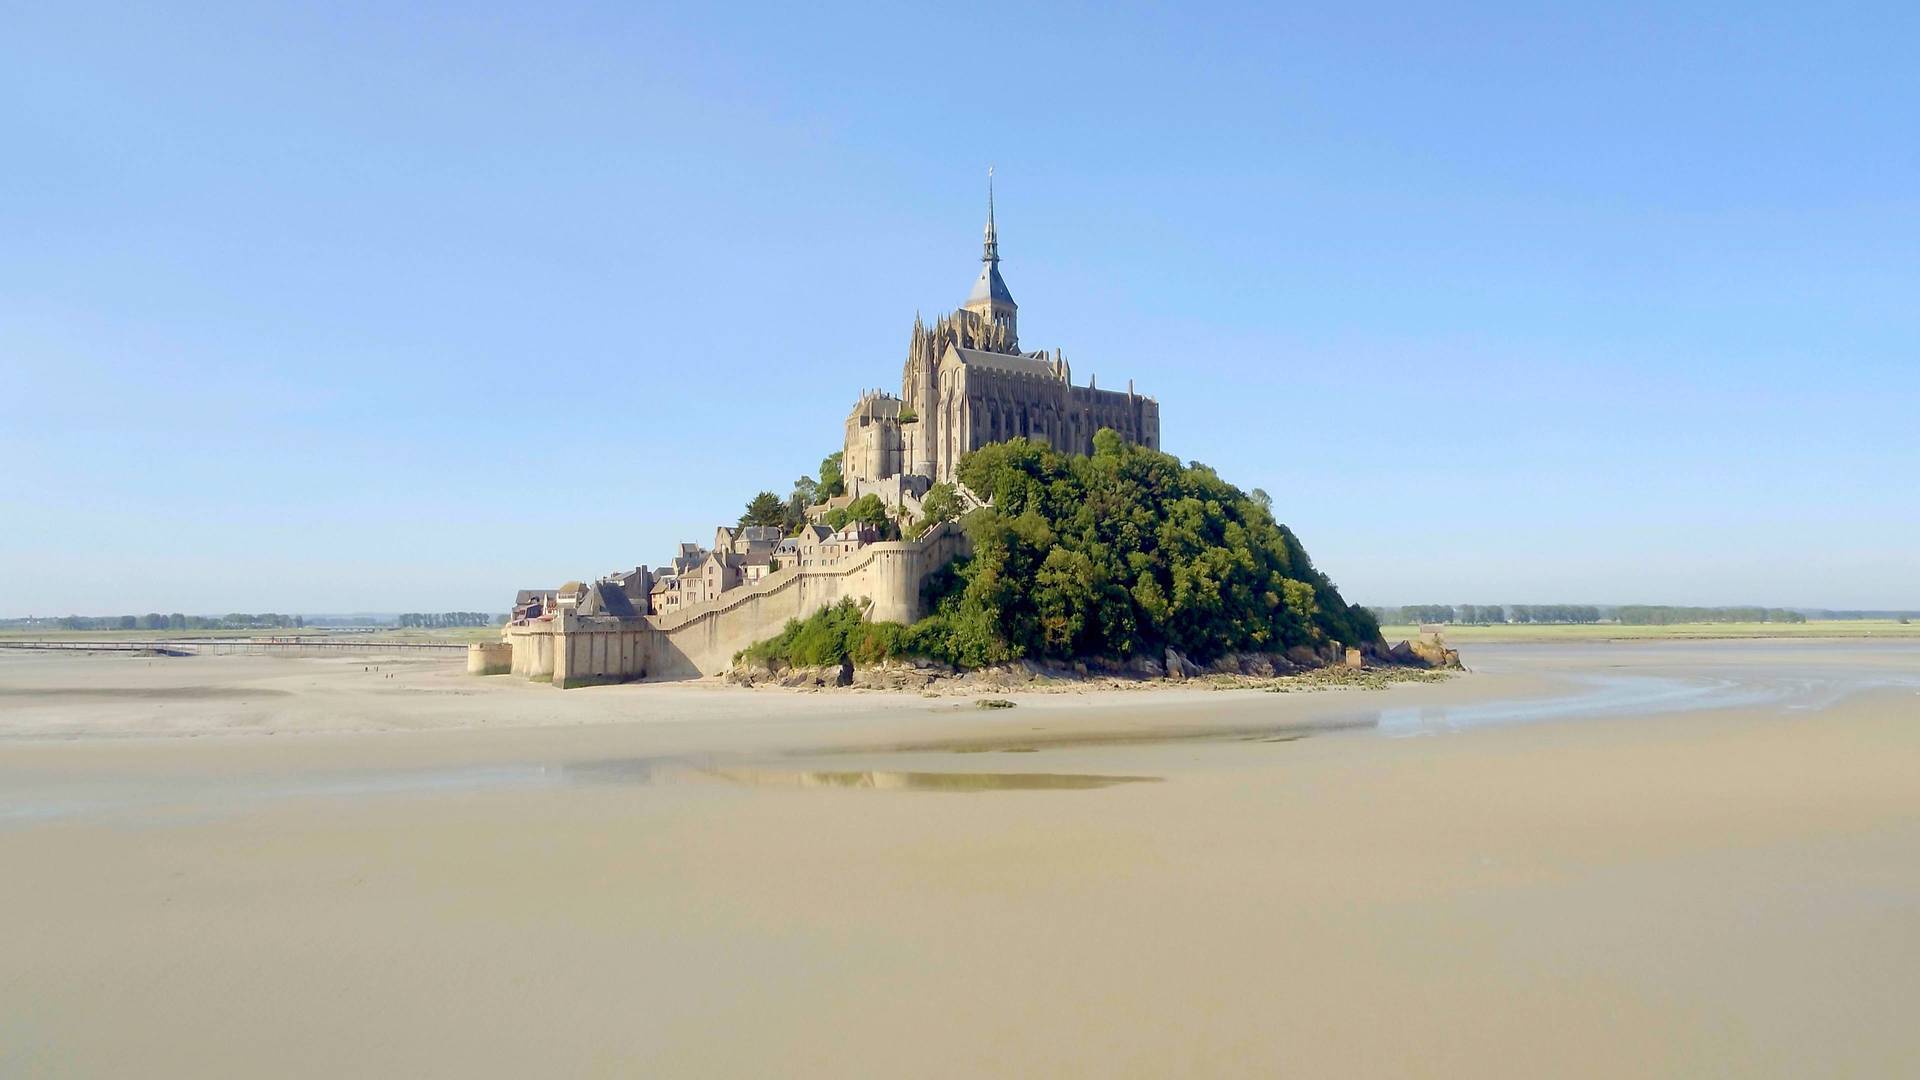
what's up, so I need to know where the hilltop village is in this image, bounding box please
[509,520,885,625]
[503,190,1160,648]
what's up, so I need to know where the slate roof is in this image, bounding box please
[950,346,1056,379]
[588,581,639,618]
[967,262,1015,306]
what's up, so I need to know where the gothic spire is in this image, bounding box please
[983,165,999,266]
[965,166,1016,313]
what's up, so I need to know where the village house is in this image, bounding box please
[648,575,681,614]
[509,515,891,631]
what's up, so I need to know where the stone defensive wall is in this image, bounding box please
[500,521,970,688]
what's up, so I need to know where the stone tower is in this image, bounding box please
[902,314,939,477]
[960,171,1017,348]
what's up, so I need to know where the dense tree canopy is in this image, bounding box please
[900,433,1377,666]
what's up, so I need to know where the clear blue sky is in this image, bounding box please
[4,2,1916,615]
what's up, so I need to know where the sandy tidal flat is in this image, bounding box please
[2,641,1918,1076]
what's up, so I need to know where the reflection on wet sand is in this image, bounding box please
[0,757,1160,825]
[847,717,1372,757]
[700,767,1160,792]
[560,757,1159,792]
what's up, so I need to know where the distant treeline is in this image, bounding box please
[1375,605,1602,625]
[2,613,306,631]
[1614,606,1805,625]
[394,612,501,628]
[1372,605,1807,625]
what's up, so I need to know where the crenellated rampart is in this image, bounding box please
[503,521,970,687]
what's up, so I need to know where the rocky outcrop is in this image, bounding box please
[728,659,853,688]
[1127,654,1166,679]
[849,659,956,691]
[1376,635,1461,670]
[1408,637,1462,669]
[1164,647,1193,680]
[1280,645,1313,667]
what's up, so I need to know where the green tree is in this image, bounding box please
[817,452,846,500]
[919,482,962,527]
[739,491,785,528]
[785,476,819,530]
[846,493,889,528]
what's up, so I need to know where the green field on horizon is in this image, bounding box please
[1378,619,1920,642]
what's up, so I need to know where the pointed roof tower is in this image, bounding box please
[962,167,1018,347]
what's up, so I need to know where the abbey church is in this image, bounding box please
[843,185,1160,501]
[490,184,1168,685]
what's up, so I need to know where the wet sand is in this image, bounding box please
[3,642,1918,1076]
